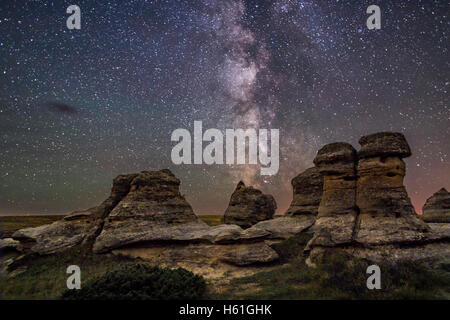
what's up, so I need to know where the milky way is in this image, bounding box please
[0,0,448,215]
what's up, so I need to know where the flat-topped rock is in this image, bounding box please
[285,167,323,217]
[358,132,411,159]
[223,181,276,228]
[313,142,357,175]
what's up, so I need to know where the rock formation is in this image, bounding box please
[11,173,139,255]
[422,188,450,223]
[92,169,209,252]
[306,142,358,248]
[355,132,430,245]
[12,213,96,255]
[11,170,315,273]
[285,167,323,217]
[223,181,276,228]
[306,132,449,267]
[9,133,449,274]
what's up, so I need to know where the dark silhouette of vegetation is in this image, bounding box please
[61,264,206,300]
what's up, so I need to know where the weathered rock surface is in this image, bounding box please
[248,216,315,239]
[307,142,358,248]
[223,181,276,228]
[111,243,281,282]
[285,167,323,217]
[0,238,23,253]
[12,217,95,255]
[94,215,314,253]
[422,188,450,223]
[355,132,430,245]
[308,242,450,268]
[358,132,411,159]
[428,223,450,238]
[219,243,279,266]
[113,242,279,267]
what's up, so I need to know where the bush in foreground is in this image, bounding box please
[61,264,206,300]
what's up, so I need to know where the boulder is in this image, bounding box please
[422,188,450,223]
[358,132,411,159]
[306,142,358,248]
[223,181,276,228]
[285,167,323,216]
[355,132,430,245]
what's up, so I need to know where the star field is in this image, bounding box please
[0,0,448,215]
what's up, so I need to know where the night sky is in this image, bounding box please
[0,0,448,216]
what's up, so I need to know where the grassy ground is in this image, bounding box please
[0,216,62,238]
[419,215,450,223]
[0,247,134,299]
[211,234,450,300]
[198,215,223,226]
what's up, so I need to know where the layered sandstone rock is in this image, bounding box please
[422,188,450,223]
[285,167,323,217]
[306,132,449,267]
[306,142,358,248]
[223,181,276,228]
[93,169,209,253]
[355,132,430,245]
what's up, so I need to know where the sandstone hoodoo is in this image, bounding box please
[355,132,430,245]
[285,167,323,217]
[306,142,358,248]
[306,132,449,267]
[422,188,450,223]
[92,169,209,253]
[223,181,277,228]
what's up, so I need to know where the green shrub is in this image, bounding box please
[61,264,206,300]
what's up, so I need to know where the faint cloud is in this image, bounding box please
[45,102,79,115]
